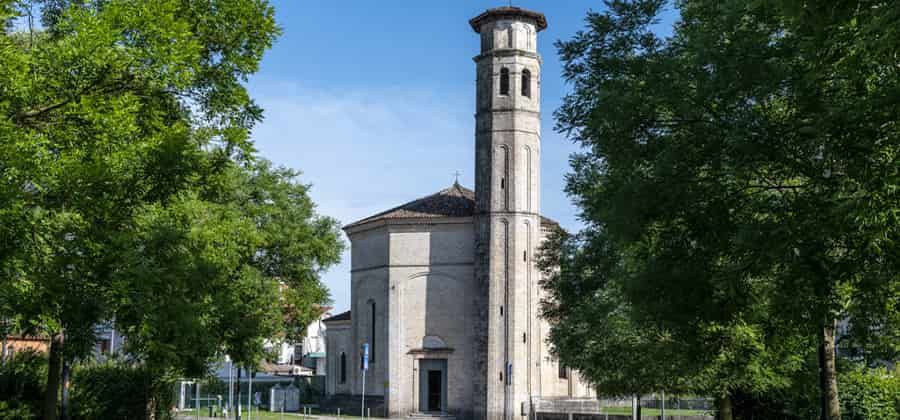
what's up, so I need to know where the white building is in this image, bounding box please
[212,308,333,381]
[93,319,125,358]
[297,307,328,376]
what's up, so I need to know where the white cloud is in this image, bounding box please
[248,80,474,312]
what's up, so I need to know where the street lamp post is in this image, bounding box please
[227,357,233,419]
[247,367,253,420]
[360,343,368,418]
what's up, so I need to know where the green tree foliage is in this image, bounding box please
[548,1,900,418]
[0,1,343,418]
[540,227,812,417]
[113,160,342,376]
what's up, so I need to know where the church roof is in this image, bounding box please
[344,182,476,230]
[344,182,560,230]
[322,310,351,323]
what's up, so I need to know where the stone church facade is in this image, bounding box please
[324,7,594,420]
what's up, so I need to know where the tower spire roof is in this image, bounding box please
[469,6,547,33]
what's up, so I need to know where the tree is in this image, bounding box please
[550,1,900,419]
[539,228,812,420]
[1,1,341,419]
[113,160,342,379]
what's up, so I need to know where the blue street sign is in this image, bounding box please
[361,343,369,371]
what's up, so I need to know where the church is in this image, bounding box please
[323,7,595,420]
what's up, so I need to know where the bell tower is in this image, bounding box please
[470,7,546,420]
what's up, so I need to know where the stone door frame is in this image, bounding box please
[418,359,448,413]
[408,348,453,414]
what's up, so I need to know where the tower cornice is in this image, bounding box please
[472,48,542,63]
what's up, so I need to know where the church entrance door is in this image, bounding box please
[418,359,447,413]
[427,370,442,410]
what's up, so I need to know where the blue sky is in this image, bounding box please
[247,1,678,313]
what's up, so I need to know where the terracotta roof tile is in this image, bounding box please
[344,183,475,229]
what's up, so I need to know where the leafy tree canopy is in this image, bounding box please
[0,1,343,417]
[546,0,899,417]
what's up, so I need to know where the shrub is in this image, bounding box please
[70,360,175,420]
[732,363,900,420]
[839,366,900,420]
[0,349,47,420]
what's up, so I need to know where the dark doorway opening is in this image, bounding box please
[418,359,447,413]
[427,370,442,411]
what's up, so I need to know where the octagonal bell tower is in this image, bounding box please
[470,7,546,420]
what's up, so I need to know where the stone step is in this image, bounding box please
[407,417,456,420]
[406,413,456,420]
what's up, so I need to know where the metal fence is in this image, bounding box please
[535,395,716,420]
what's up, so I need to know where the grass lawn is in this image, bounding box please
[182,406,388,420]
[600,406,714,416]
[182,405,712,419]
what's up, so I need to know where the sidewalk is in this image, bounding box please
[176,413,394,420]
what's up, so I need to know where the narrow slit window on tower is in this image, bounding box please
[340,352,347,384]
[521,69,531,97]
[370,301,376,361]
[501,147,510,210]
[500,68,510,96]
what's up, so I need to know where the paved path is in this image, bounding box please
[176,414,395,420]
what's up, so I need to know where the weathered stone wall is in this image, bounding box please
[386,220,476,418]
[348,226,390,396]
[349,225,390,398]
[324,320,352,395]
[350,226,389,271]
[351,266,388,397]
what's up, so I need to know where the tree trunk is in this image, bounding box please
[717,395,733,420]
[819,320,841,420]
[146,381,157,420]
[60,358,71,420]
[43,332,64,420]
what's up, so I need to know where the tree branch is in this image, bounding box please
[13,74,136,124]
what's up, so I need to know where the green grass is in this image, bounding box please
[181,406,712,419]
[182,406,305,420]
[181,406,388,420]
[599,406,713,416]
